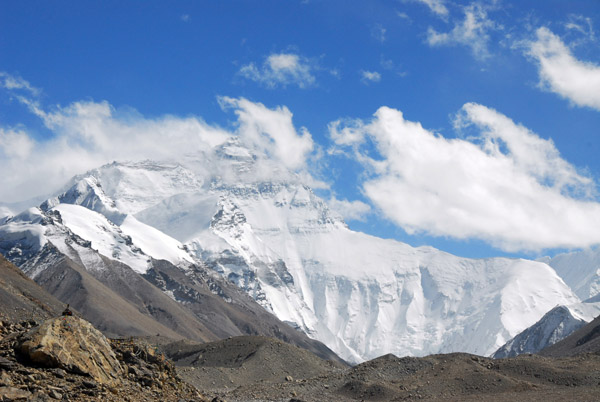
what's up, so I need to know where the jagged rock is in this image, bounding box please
[0,386,32,400]
[18,316,123,385]
[0,356,17,370]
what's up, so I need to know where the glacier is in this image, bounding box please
[0,146,586,363]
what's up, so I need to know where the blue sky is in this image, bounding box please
[1,0,600,259]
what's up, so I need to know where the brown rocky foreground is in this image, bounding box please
[1,315,600,401]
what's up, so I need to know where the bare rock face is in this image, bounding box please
[18,316,123,386]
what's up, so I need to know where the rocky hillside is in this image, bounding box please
[169,341,600,402]
[160,335,347,394]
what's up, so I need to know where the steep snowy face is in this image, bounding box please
[183,177,581,362]
[544,248,600,300]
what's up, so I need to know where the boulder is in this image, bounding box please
[18,316,123,385]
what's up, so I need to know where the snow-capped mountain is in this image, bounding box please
[493,299,600,358]
[0,141,587,363]
[0,191,342,363]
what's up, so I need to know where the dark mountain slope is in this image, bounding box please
[0,253,64,322]
[21,243,214,341]
[540,313,600,357]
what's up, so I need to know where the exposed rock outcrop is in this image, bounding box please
[18,316,123,385]
[0,319,206,401]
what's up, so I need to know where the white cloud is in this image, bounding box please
[0,128,35,159]
[361,70,381,84]
[414,0,448,18]
[0,74,316,203]
[219,96,314,171]
[525,27,600,111]
[330,103,600,252]
[239,53,316,89]
[327,196,371,222]
[0,99,231,203]
[180,14,190,22]
[426,2,499,59]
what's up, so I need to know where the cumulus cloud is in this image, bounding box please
[239,52,316,89]
[330,103,600,252]
[361,71,381,84]
[427,2,499,59]
[218,96,314,170]
[327,196,371,222]
[525,27,600,111]
[0,74,316,203]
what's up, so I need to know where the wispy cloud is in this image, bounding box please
[525,27,600,111]
[396,11,411,22]
[565,14,596,43]
[380,56,407,77]
[330,103,600,252]
[327,196,371,222]
[426,2,500,59]
[361,70,381,84]
[239,52,316,89]
[180,14,190,22]
[414,0,449,18]
[371,24,386,43]
[0,72,40,97]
